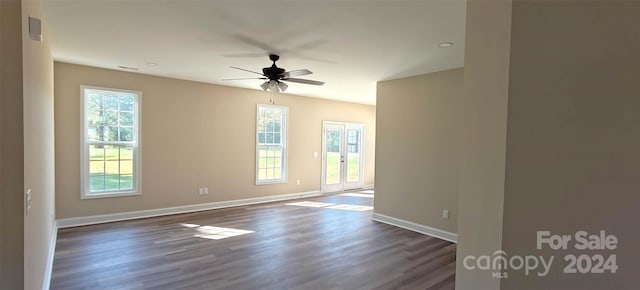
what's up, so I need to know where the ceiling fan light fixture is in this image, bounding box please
[278,82,288,92]
[268,80,280,92]
[260,81,270,91]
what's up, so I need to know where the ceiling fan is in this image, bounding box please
[223,54,324,93]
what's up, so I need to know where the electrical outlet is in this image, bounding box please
[204,187,208,195]
[198,188,203,195]
[442,209,449,220]
[296,179,300,185]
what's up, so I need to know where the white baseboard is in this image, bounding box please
[363,184,375,190]
[372,212,457,243]
[42,221,57,290]
[56,190,323,228]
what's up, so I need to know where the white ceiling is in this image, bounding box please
[43,0,466,105]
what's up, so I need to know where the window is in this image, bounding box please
[256,104,288,184]
[81,86,141,198]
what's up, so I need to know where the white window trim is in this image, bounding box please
[80,85,142,199]
[255,104,288,185]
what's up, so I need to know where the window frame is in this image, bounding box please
[80,85,142,199]
[255,104,288,185]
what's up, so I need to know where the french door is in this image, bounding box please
[321,122,365,193]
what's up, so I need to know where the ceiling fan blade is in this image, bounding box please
[283,78,325,86]
[284,69,312,78]
[222,77,267,81]
[230,66,265,76]
[232,34,279,55]
[222,52,270,58]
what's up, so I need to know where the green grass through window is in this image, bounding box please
[89,144,134,191]
[325,152,360,184]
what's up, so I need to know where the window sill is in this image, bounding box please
[81,191,142,200]
[256,180,288,186]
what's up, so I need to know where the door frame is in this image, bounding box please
[320,121,366,193]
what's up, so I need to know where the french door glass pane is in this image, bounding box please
[325,129,341,185]
[347,152,360,182]
[346,129,360,182]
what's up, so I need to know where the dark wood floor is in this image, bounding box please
[51,190,456,290]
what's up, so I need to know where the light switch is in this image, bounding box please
[313,152,318,158]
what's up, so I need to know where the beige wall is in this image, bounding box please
[0,0,55,289]
[55,62,375,219]
[455,1,512,289]
[22,0,56,289]
[457,1,640,289]
[501,1,640,289]
[374,68,463,234]
[1,0,25,288]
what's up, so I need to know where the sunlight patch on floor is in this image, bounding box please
[195,226,254,240]
[180,223,201,228]
[179,223,254,240]
[286,201,373,212]
[326,204,373,211]
[359,190,375,194]
[286,201,334,207]
[339,193,374,198]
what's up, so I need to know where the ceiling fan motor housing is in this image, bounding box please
[262,65,286,81]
